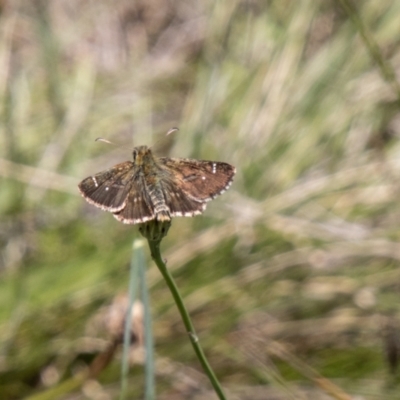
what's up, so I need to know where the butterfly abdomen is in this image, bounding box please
[148,185,171,221]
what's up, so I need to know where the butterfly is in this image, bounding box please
[78,146,236,224]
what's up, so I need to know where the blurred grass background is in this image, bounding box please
[1,0,400,399]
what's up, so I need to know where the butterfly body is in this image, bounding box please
[78,146,235,224]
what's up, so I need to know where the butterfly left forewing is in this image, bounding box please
[159,158,236,202]
[78,161,135,212]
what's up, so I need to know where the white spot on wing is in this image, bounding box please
[92,177,99,187]
[105,187,109,191]
[202,176,206,180]
[212,163,217,174]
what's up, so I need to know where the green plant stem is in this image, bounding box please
[148,239,227,400]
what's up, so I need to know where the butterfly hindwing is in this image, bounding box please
[160,179,206,217]
[112,176,155,224]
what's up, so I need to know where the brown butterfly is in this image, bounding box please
[78,146,236,224]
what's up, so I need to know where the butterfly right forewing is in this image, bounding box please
[159,158,236,202]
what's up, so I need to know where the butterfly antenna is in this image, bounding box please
[166,127,179,136]
[95,137,117,146]
[150,127,180,153]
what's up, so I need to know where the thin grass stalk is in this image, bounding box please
[138,240,156,400]
[266,340,353,400]
[119,239,141,400]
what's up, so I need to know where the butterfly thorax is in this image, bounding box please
[133,146,154,168]
[133,146,170,221]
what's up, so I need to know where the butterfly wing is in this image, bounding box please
[112,177,155,224]
[159,158,236,202]
[160,179,206,217]
[78,152,236,224]
[78,161,135,212]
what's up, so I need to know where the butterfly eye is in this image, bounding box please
[132,149,138,162]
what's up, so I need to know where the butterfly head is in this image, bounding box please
[132,146,153,166]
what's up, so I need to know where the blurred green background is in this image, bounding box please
[2,0,400,399]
